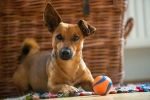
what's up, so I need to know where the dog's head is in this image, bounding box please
[44,3,96,60]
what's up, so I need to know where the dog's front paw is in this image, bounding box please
[58,85,79,96]
[66,86,79,96]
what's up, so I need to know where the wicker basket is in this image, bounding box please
[0,0,129,98]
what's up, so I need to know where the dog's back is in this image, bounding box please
[13,39,49,94]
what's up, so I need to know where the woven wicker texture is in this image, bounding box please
[0,0,127,98]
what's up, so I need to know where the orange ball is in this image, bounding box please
[93,75,113,95]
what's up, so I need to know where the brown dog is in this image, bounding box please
[13,2,96,96]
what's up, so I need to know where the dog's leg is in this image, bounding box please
[76,61,94,91]
[13,66,30,95]
[80,80,94,91]
[13,76,30,95]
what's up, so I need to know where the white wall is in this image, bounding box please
[125,0,150,49]
[124,47,150,81]
[123,0,150,82]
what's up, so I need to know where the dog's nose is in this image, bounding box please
[62,49,70,56]
[59,49,72,60]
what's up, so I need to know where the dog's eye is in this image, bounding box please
[72,35,79,41]
[56,34,63,40]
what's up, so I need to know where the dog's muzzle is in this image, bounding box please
[59,48,73,60]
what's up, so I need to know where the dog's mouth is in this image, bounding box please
[58,48,74,60]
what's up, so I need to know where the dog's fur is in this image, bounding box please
[13,2,96,96]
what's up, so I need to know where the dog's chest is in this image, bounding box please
[66,75,79,86]
[63,63,79,85]
[67,80,74,86]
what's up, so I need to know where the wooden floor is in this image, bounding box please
[44,92,150,100]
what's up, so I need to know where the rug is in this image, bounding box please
[4,82,150,100]
[24,82,150,100]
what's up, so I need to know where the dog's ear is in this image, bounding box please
[77,20,96,37]
[44,3,62,33]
